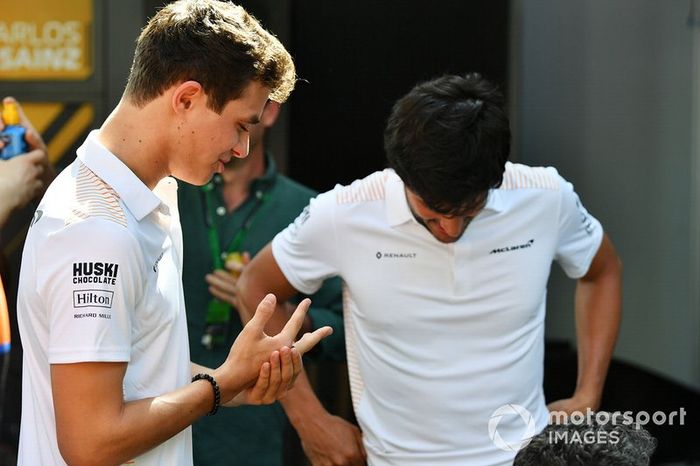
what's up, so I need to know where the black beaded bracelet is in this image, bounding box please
[192,373,221,416]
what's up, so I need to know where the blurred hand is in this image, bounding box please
[547,392,600,423]
[298,412,367,466]
[0,97,53,215]
[0,150,45,222]
[206,251,254,319]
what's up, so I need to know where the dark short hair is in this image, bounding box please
[384,73,510,214]
[514,417,657,466]
[124,0,295,112]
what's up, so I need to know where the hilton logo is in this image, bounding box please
[73,289,114,309]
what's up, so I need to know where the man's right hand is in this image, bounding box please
[298,411,366,466]
[213,294,332,403]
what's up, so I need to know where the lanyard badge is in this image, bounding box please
[201,181,231,349]
[199,180,270,350]
[202,299,230,349]
[201,252,245,349]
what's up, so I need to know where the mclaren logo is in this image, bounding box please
[576,200,595,235]
[289,205,311,237]
[490,239,535,255]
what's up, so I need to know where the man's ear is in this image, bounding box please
[171,80,204,114]
[261,101,281,129]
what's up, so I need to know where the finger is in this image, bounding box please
[292,326,333,356]
[262,350,281,404]
[276,346,294,399]
[24,128,46,152]
[224,256,246,275]
[22,149,47,164]
[224,251,244,270]
[247,293,276,332]
[242,251,251,264]
[33,161,45,177]
[208,286,235,306]
[290,346,302,382]
[280,298,311,342]
[247,362,271,403]
[206,270,238,290]
[207,276,241,307]
[285,350,302,391]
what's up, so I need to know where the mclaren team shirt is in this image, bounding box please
[17,131,192,466]
[272,164,604,466]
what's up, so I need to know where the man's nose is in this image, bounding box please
[233,133,250,158]
[439,217,465,237]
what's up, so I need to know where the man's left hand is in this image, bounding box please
[547,393,601,423]
[205,252,251,315]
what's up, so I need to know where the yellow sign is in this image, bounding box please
[0,0,93,80]
[22,102,95,164]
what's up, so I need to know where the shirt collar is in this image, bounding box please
[384,169,506,227]
[482,187,506,214]
[385,170,414,227]
[76,130,166,221]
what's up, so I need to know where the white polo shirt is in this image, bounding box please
[17,131,192,466]
[272,164,603,466]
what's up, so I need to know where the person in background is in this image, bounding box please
[179,98,364,465]
[0,96,52,441]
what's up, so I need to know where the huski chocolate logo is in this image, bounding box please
[73,262,119,285]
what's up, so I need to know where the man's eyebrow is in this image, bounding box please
[245,115,261,125]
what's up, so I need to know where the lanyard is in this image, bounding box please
[198,178,274,349]
[200,179,273,269]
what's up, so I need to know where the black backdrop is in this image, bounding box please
[287,0,509,192]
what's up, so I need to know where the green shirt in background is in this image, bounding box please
[179,155,345,466]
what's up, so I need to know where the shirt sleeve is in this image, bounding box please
[37,218,145,364]
[271,190,340,295]
[553,169,604,279]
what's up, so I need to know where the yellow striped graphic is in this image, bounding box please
[3,102,96,257]
[46,103,94,165]
[22,103,64,134]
